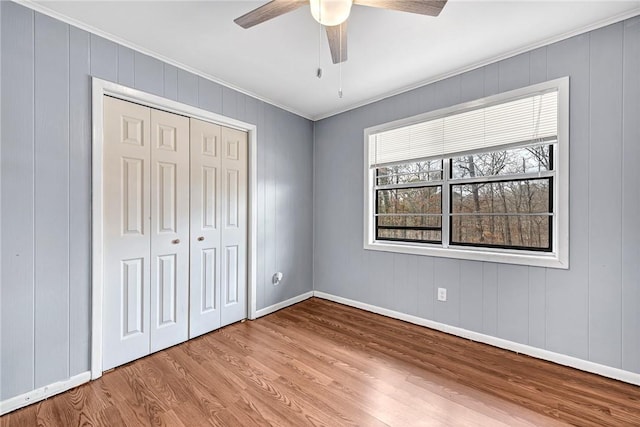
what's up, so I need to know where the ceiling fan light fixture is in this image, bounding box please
[310,0,353,27]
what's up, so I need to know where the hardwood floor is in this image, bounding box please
[2,298,640,426]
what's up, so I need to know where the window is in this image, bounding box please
[364,78,569,268]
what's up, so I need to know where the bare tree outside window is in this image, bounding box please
[375,145,553,251]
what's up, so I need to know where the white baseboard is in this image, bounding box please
[254,291,314,318]
[0,371,91,416]
[313,291,640,387]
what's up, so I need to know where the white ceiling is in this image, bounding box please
[28,0,640,120]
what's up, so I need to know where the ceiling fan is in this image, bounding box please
[234,0,448,64]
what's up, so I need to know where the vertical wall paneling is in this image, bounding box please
[256,100,266,310]
[314,114,345,300]
[263,105,276,307]
[459,68,484,103]
[134,52,163,97]
[481,263,498,336]
[177,69,198,107]
[529,47,548,84]
[272,108,286,305]
[274,106,292,303]
[545,33,590,360]
[384,92,411,124]
[117,45,135,87]
[416,256,435,320]
[236,93,247,123]
[392,255,419,316]
[244,96,259,127]
[621,16,640,374]
[528,267,546,349]
[327,112,366,302]
[498,53,530,92]
[89,34,117,82]
[496,265,529,344]
[416,83,435,115]
[278,112,313,302]
[34,12,70,388]
[459,261,483,332]
[0,1,35,400]
[367,251,394,308]
[222,87,238,120]
[311,119,325,301]
[198,77,223,115]
[432,76,461,111]
[69,26,91,376]
[163,64,178,101]
[589,23,624,368]
[483,63,500,96]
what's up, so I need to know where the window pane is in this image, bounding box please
[377,228,442,243]
[376,159,443,186]
[451,178,551,250]
[377,215,441,229]
[451,179,550,215]
[377,186,442,215]
[376,186,442,243]
[451,145,552,179]
[450,215,550,250]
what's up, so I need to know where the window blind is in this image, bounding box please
[369,90,558,167]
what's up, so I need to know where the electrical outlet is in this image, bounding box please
[272,272,283,286]
[437,287,447,302]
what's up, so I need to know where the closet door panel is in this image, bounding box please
[150,108,190,352]
[189,118,222,338]
[220,126,248,327]
[103,96,151,371]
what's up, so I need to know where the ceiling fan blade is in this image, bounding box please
[234,0,309,29]
[353,0,447,17]
[326,22,348,64]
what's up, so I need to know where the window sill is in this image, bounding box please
[364,240,569,269]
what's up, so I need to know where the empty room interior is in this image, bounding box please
[1,0,640,425]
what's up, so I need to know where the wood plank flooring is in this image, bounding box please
[2,297,640,426]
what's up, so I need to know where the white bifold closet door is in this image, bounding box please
[102,97,248,371]
[149,108,190,352]
[103,97,190,370]
[190,119,248,338]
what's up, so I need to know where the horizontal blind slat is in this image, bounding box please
[370,91,558,167]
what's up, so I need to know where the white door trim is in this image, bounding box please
[91,77,258,380]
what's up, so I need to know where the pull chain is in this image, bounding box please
[338,24,343,98]
[317,21,323,78]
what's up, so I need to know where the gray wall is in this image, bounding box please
[314,17,640,376]
[0,2,313,400]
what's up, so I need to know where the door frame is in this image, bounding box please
[90,77,258,379]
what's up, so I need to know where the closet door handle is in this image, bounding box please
[171,239,180,245]
[197,236,205,241]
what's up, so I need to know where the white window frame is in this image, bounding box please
[363,77,569,269]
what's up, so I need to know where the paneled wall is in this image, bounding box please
[0,2,314,400]
[314,17,640,376]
